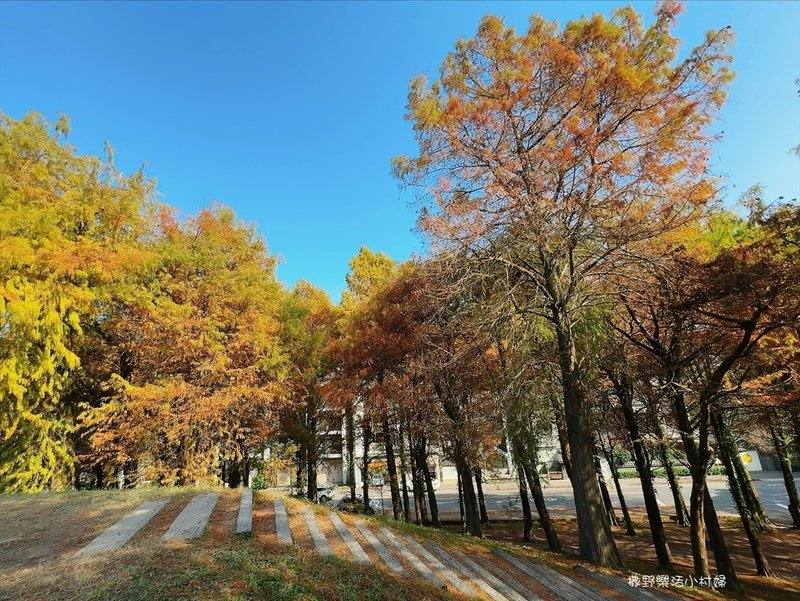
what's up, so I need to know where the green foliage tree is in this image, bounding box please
[0,112,152,491]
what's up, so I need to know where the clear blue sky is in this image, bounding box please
[1,1,798,300]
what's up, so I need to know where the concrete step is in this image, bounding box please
[402,535,477,598]
[426,542,510,601]
[494,550,603,601]
[380,527,445,589]
[162,494,219,541]
[329,512,371,565]
[274,498,293,545]
[301,507,332,556]
[354,519,408,576]
[235,488,252,535]
[74,499,168,557]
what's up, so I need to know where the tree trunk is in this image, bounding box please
[703,488,743,591]
[398,420,412,522]
[362,421,372,511]
[475,466,490,527]
[456,455,482,537]
[457,472,466,534]
[94,463,105,489]
[522,461,561,551]
[711,412,774,576]
[409,444,427,525]
[296,445,307,492]
[687,475,710,578]
[306,401,318,501]
[230,459,242,489]
[517,466,533,543]
[346,402,356,502]
[732,452,772,531]
[123,459,137,488]
[671,383,711,579]
[614,376,673,570]
[713,410,772,531]
[595,450,620,527]
[771,422,800,528]
[419,446,440,528]
[382,415,403,520]
[306,445,317,502]
[656,436,690,526]
[553,308,621,567]
[551,396,573,480]
[606,448,636,536]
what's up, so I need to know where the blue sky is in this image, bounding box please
[1,1,798,300]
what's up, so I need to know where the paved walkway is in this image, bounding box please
[74,490,677,601]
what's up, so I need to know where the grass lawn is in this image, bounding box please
[1,488,798,601]
[0,488,458,601]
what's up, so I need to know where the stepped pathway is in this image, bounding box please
[379,527,445,589]
[573,566,676,601]
[402,535,476,598]
[494,550,608,601]
[162,493,219,541]
[469,552,543,601]
[329,512,371,565]
[354,519,408,576]
[71,491,631,601]
[450,548,529,601]
[74,499,169,557]
[426,542,509,601]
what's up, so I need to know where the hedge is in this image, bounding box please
[615,465,726,479]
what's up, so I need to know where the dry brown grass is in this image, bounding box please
[0,488,462,601]
[4,487,795,601]
[445,511,800,601]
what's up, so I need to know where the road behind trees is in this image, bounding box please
[371,472,800,526]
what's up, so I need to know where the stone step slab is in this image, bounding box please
[426,542,510,601]
[494,550,603,601]
[354,519,408,576]
[162,494,219,541]
[402,535,477,598]
[473,552,544,601]
[573,565,678,601]
[330,512,371,565]
[74,499,168,557]
[302,507,332,556]
[450,548,529,601]
[380,527,445,589]
[235,488,253,535]
[274,498,293,545]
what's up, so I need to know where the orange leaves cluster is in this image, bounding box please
[399,3,733,267]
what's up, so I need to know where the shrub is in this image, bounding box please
[614,466,724,479]
[251,474,270,490]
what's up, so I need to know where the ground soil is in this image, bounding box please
[440,509,800,601]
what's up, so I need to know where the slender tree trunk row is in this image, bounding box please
[517,467,534,542]
[609,369,674,570]
[770,421,800,528]
[475,466,490,528]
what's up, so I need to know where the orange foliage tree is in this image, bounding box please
[80,206,287,486]
[394,2,733,566]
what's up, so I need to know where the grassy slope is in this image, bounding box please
[1,488,798,601]
[0,488,458,601]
